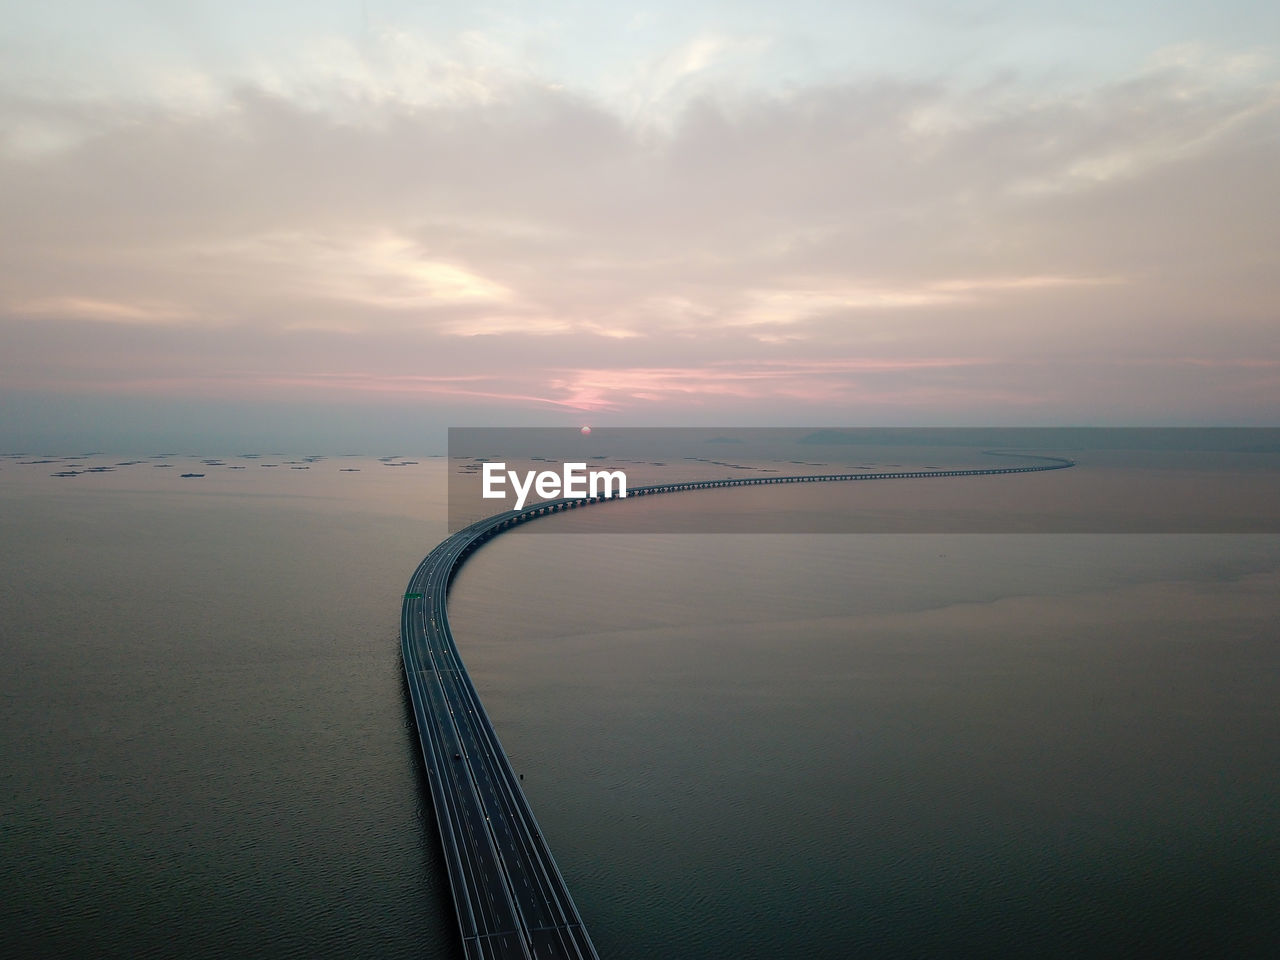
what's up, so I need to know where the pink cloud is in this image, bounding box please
[541,358,998,411]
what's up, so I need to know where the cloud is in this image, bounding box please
[1,41,1277,434]
[208,231,516,312]
[543,357,1003,410]
[12,296,193,325]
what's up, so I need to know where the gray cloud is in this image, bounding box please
[2,48,1277,444]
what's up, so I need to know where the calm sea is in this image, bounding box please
[2,455,1277,958]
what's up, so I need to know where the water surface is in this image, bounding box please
[2,454,1277,958]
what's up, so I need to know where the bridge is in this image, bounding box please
[401,451,1075,958]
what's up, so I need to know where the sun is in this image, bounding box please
[580,425,592,435]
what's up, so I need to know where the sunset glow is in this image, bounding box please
[2,3,1277,447]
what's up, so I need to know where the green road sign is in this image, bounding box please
[404,592,423,599]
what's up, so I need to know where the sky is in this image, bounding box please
[1,1,1278,450]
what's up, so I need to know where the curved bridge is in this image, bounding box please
[402,451,1074,959]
